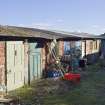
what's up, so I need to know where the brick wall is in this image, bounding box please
[58,41,64,56]
[0,42,5,85]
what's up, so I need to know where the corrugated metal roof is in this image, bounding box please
[0,25,102,40]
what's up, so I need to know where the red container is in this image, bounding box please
[64,73,80,83]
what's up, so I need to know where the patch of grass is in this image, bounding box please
[9,63,105,105]
[9,85,37,105]
[43,63,105,105]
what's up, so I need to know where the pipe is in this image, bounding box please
[5,41,7,93]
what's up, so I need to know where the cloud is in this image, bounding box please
[29,23,53,29]
[18,23,54,29]
[18,24,25,27]
[76,30,81,33]
[90,25,105,34]
[91,25,105,32]
[18,18,64,29]
[92,25,99,28]
[56,19,64,23]
[101,28,105,31]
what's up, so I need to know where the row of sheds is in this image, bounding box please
[0,25,103,91]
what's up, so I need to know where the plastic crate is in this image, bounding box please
[64,73,80,83]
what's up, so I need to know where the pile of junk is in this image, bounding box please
[44,40,87,83]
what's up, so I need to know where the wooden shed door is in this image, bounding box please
[6,41,24,91]
[29,43,42,81]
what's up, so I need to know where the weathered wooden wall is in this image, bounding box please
[82,40,100,56]
[42,46,46,70]
[0,42,5,85]
[82,40,100,64]
[24,42,29,84]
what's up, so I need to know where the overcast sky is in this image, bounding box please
[0,0,105,35]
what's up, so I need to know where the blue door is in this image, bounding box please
[29,43,42,81]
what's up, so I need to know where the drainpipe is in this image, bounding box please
[84,40,86,58]
[5,41,7,93]
[81,38,83,58]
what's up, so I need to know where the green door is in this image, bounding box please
[29,43,42,81]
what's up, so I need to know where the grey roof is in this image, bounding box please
[50,30,101,39]
[100,33,105,39]
[0,25,101,40]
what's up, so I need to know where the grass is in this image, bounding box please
[9,62,105,105]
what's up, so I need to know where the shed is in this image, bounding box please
[0,25,71,91]
[48,30,101,64]
[0,25,102,91]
